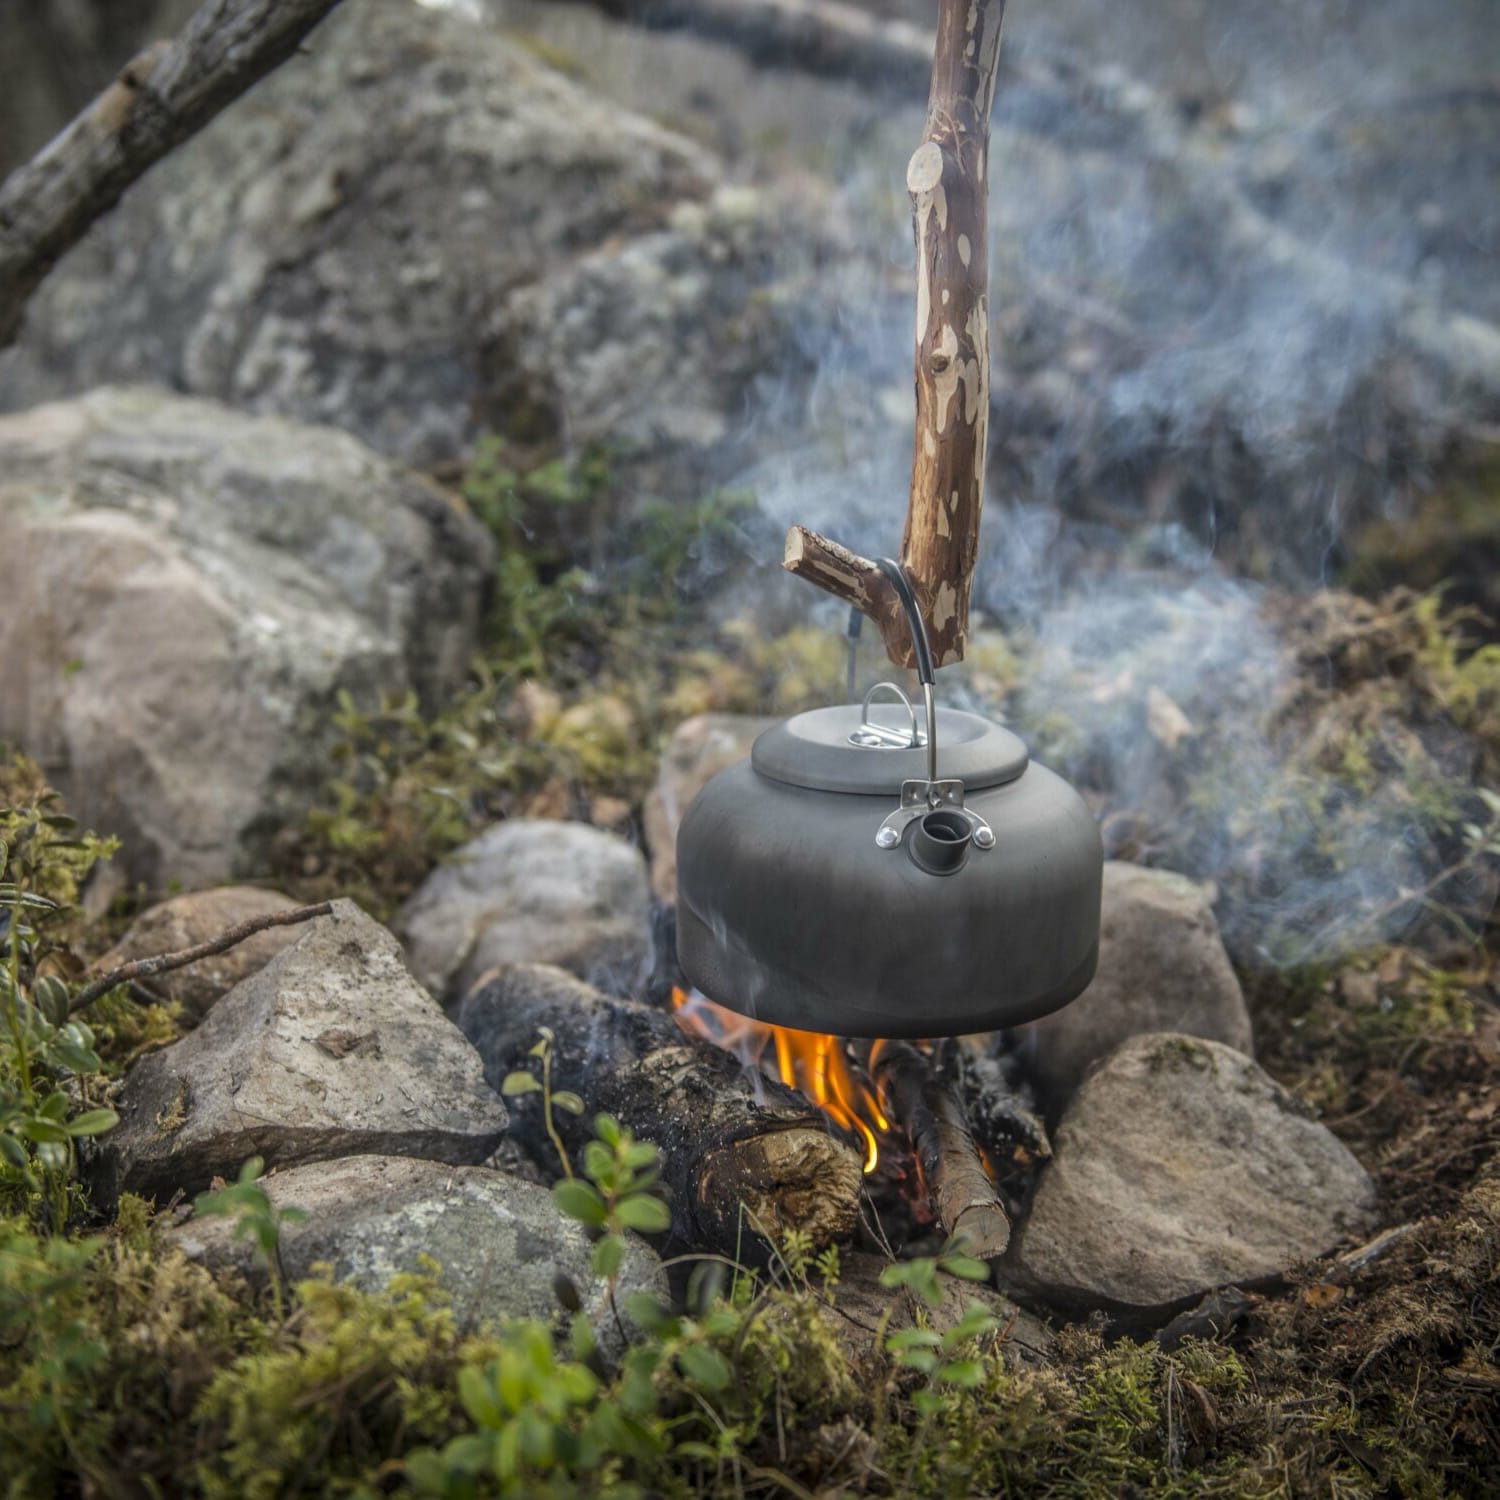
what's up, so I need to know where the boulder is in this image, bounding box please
[0,387,492,891]
[399,819,651,1002]
[643,714,776,904]
[1008,1033,1378,1320]
[0,0,816,487]
[172,1154,665,1358]
[90,901,508,1208]
[94,886,304,1020]
[1021,862,1252,1117]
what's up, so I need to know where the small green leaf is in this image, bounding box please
[457,1365,502,1428]
[65,1109,118,1138]
[552,1178,607,1227]
[592,1234,625,1281]
[593,1113,622,1148]
[938,1358,987,1387]
[500,1071,541,1097]
[676,1341,731,1392]
[615,1194,671,1234]
[551,1089,585,1116]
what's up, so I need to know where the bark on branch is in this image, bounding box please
[0,0,346,346]
[70,902,334,1012]
[783,0,1007,668]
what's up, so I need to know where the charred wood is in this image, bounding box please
[933,1038,1050,1214]
[862,1038,1011,1259]
[459,964,864,1255]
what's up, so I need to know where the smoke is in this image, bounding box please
[700,14,1499,968]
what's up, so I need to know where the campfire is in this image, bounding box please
[671,985,1048,1259]
[672,986,891,1172]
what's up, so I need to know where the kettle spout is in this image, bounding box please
[907,808,972,876]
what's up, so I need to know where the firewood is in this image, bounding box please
[861,1039,1011,1258]
[0,0,347,345]
[934,1039,1051,1210]
[458,964,864,1255]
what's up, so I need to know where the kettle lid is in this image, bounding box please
[752,700,1028,796]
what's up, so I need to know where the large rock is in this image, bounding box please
[0,388,491,890]
[0,0,815,487]
[95,886,303,1021]
[643,714,775,904]
[1021,863,1252,1117]
[400,820,651,1002]
[1008,1033,1378,1319]
[91,901,508,1208]
[172,1154,665,1358]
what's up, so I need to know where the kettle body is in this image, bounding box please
[675,700,1103,1038]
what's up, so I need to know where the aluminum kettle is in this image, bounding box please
[675,562,1103,1038]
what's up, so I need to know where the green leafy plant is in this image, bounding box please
[1,764,119,1228]
[193,1157,307,1323]
[503,1031,671,1305]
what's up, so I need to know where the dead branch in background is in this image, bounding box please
[0,0,346,345]
[550,0,1500,400]
[70,901,333,1012]
[862,1038,1012,1258]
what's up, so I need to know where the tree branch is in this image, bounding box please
[70,901,333,1012]
[0,0,347,346]
[780,0,1007,668]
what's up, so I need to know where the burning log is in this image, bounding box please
[459,964,864,1255]
[862,1039,1012,1259]
[935,1039,1051,1211]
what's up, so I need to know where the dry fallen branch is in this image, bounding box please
[459,964,865,1255]
[863,1038,1012,1258]
[70,901,334,1012]
[567,0,1500,398]
[559,0,936,90]
[0,0,346,345]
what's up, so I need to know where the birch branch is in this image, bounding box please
[0,0,347,346]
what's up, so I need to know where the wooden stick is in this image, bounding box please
[865,1039,1011,1258]
[0,0,346,345]
[783,0,1006,669]
[459,965,865,1255]
[70,901,333,1012]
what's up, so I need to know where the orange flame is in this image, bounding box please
[672,987,891,1172]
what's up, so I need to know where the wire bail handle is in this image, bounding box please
[870,558,995,854]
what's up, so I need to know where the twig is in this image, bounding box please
[0,0,347,345]
[69,901,333,1012]
[863,1039,1011,1258]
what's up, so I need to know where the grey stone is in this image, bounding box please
[643,714,775,904]
[91,901,508,1208]
[172,1153,665,1358]
[0,0,815,488]
[1009,1033,1378,1318]
[1022,862,1252,1117]
[94,886,304,1021]
[400,820,651,1002]
[0,388,492,890]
